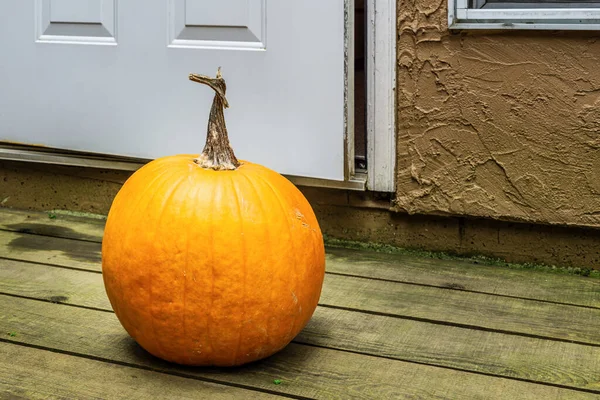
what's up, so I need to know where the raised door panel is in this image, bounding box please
[36,0,116,44]
[169,0,265,49]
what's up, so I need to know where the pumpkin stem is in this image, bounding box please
[189,67,240,170]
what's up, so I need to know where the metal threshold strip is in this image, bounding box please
[0,144,366,191]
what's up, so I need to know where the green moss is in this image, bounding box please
[48,209,107,220]
[323,235,600,279]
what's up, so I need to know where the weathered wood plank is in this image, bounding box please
[0,229,100,271]
[300,307,600,393]
[326,247,600,308]
[2,259,600,392]
[320,274,600,346]
[0,341,283,400]
[3,208,600,309]
[2,254,600,346]
[0,207,105,241]
[0,258,105,306]
[1,295,595,400]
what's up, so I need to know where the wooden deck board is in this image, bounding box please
[1,295,596,400]
[321,274,600,346]
[0,342,283,400]
[0,207,105,241]
[2,207,600,398]
[2,257,600,392]
[326,247,600,309]
[0,229,101,270]
[2,207,600,309]
[2,235,599,346]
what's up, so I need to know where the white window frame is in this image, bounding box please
[449,0,600,30]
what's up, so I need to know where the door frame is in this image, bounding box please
[365,0,396,193]
[0,0,396,193]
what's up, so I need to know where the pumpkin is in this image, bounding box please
[101,68,325,367]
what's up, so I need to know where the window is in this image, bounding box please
[449,0,600,30]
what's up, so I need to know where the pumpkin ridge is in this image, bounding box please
[251,173,297,348]
[105,165,175,340]
[147,173,189,360]
[253,173,301,345]
[237,168,273,358]
[230,175,246,366]
[182,180,200,365]
[206,176,217,363]
[186,174,218,365]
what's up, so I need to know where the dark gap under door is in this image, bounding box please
[354,0,366,170]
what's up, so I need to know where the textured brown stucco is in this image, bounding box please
[394,0,600,228]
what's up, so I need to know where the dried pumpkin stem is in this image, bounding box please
[189,68,240,170]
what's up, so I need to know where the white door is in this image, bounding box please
[0,1,346,180]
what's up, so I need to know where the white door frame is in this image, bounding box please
[366,0,396,193]
[0,0,397,193]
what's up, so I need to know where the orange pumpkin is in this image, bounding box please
[101,68,325,366]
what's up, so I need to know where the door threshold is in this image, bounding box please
[0,144,367,191]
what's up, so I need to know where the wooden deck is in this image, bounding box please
[1,208,600,399]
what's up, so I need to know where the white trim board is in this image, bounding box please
[366,0,397,192]
[344,0,356,181]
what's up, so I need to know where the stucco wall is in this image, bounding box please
[394,0,600,228]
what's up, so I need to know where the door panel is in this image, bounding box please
[37,0,116,43]
[50,0,102,24]
[0,1,345,180]
[170,0,265,48]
